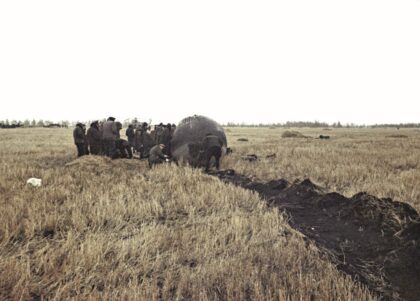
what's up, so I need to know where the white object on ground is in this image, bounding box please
[27,178,42,187]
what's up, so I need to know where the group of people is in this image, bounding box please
[126,121,176,158]
[73,117,176,167]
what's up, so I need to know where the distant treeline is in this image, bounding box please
[223,121,420,128]
[369,123,420,128]
[2,119,420,129]
[0,118,146,129]
[0,120,70,128]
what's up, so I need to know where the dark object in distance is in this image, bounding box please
[319,135,330,139]
[226,147,233,155]
[241,154,258,162]
[266,153,276,158]
[44,123,62,128]
[386,134,408,138]
[237,138,248,142]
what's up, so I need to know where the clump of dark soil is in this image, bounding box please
[241,154,258,162]
[209,169,420,301]
[237,138,249,142]
[386,134,409,138]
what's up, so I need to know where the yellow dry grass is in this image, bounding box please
[223,127,420,212]
[2,127,415,300]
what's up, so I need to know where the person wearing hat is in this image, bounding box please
[102,116,118,158]
[86,121,102,155]
[142,127,155,159]
[73,122,87,157]
[134,124,143,154]
[125,124,135,152]
[148,144,169,168]
[115,121,122,140]
[154,123,165,144]
[134,123,155,159]
[161,123,172,156]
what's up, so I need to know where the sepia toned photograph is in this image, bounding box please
[1,1,419,300]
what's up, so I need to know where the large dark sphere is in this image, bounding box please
[171,115,227,166]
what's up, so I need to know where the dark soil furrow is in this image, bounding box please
[210,169,420,301]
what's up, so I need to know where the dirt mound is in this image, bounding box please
[65,155,143,171]
[209,170,420,301]
[65,155,112,167]
[281,130,307,138]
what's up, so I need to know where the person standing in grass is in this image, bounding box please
[161,124,172,156]
[202,133,223,172]
[102,117,119,158]
[135,123,155,159]
[73,122,87,157]
[86,121,102,155]
[125,124,135,153]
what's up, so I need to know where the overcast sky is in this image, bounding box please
[1,1,419,125]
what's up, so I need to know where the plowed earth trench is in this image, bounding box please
[208,170,420,301]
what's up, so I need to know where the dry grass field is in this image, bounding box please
[1,126,419,300]
[225,127,420,212]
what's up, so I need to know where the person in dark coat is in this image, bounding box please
[98,121,105,155]
[148,144,168,168]
[82,124,90,155]
[142,131,155,158]
[134,125,143,154]
[150,128,156,143]
[202,133,224,171]
[73,123,87,157]
[155,123,165,144]
[116,138,133,159]
[115,121,122,140]
[102,117,118,158]
[161,124,172,156]
[134,123,154,159]
[86,121,102,155]
[125,124,135,150]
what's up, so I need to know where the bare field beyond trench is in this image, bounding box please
[1,127,420,300]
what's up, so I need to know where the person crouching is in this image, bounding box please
[148,144,169,168]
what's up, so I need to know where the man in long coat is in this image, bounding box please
[102,117,119,158]
[73,123,87,157]
[86,121,102,155]
[201,133,224,171]
[125,124,135,151]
